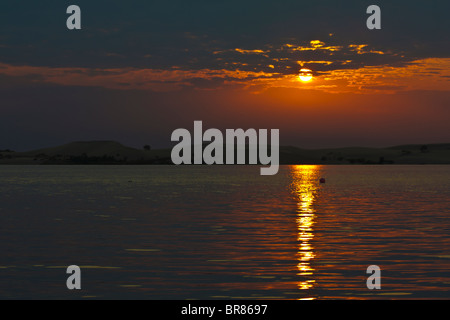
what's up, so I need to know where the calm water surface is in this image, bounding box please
[0,165,449,299]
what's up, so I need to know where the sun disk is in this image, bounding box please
[299,68,313,82]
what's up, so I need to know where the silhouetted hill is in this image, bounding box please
[278,143,450,164]
[0,141,172,164]
[0,141,450,164]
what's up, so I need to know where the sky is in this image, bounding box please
[0,0,449,151]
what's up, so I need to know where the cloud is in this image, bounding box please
[203,40,395,76]
[284,41,343,52]
[320,58,450,93]
[0,57,448,94]
[234,48,268,55]
[0,63,277,91]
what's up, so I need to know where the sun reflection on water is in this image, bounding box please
[290,165,321,297]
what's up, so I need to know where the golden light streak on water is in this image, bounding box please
[290,165,320,297]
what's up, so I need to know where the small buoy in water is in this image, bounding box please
[319,178,326,184]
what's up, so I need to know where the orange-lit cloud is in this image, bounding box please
[282,42,385,55]
[284,41,343,52]
[297,60,334,66]
[244,58,450,93]
[0,63,277,91]
[234,48,267,55]
[0,58,448,94]
[348,44,384,55]
[319,58,450,92]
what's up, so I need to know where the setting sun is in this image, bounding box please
[299,68,313,82]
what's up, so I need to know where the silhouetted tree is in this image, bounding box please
[143,145,151,151]
[420,145,428,153]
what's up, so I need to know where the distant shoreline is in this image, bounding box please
[1,141,450,165]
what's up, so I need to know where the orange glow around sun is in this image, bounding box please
[299,68,313,82]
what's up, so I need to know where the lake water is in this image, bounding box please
[0,165,449,299]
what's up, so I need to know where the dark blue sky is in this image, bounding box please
[1,0,448,69]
